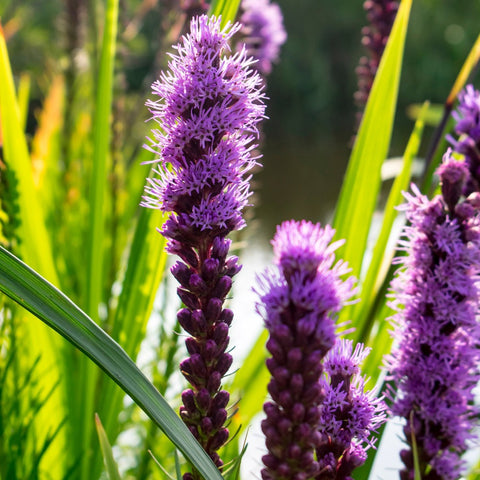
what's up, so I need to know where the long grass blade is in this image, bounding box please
[352,103,428,347]
[0,246,225,480]
[17,72,30,130]
[332,0,412,279]
[85,0,118,321]
[447,33,480,106]
[81,0,119,476]
[228,329,269,433]
[209,0,241,26]
[0,22,67,476]
[98,206,168,445]
[95,414,122,480]
[421,33,480,193]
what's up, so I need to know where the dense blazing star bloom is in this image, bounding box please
[238,0,287,76]
[447,84,480,195]
[142,15,265,477]
[386,152,480,480]
[355,0,398,112]
[316,339,387,480]
[256,220,356,480]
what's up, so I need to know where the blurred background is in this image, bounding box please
[2,0,480,244]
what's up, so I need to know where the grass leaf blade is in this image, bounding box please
[0,246,225,480]
[95,414,122,480]
[354,102,428,346]
[333,0,412,279]
[0,22,67,476]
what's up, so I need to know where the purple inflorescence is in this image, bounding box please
[355,0,398,112]
[256,220,356,480]
[447,84,480,195]
[385,151,480,480]
[316,339,387,480]
[238,0,287,76]
[142,15,265,477]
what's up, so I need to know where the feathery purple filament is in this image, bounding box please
[256,220,356,480]
[142,15,265,477]
[386,151,480,479]
[448,84,480,195]
[317,339,386,479]
[238,0,287,76]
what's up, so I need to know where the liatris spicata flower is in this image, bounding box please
[386,151,480,480]
[447,84,480,196]
[256,220,356,480]
[354,0,398,112]
[316,339,387,480]
[238,0,287,76]
[142,15,265,476]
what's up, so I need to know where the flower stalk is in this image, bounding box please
[256,220,356,480]
[142,15,265,478]
[386,151,480,480]
[316,339,386,480]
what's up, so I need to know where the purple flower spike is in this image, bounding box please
[354,0,398,126]
[238,0,287,76]
[142,15,265,476]
[386,151,480,480]
[448,84,480,195]
[316,339,387,480]
[256,220,356,480]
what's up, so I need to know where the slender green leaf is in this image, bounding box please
[86,0,118,321]
[17,72,30,130]
[333,0,412,279]
[467,458,480,480]
[98,206,168,444]
[406,103,442,126]
[447,33,480,107]
[209,0,241,26]
[227,329,269,443]
[410,412,422,480]
[224,440,247,480]
[81,0,119,476]
[421,34,480,193]
[149,450,176,480]
[353,103,428,347]
[0,246,224,480]
[0,18,59,288]
[0,23,67,476]
[95,414,122,480]
[175,450,182,480]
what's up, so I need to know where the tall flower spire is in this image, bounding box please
[238,0,287,76]
[256,220,356,480]
[386,151,480,480]
[316,339,386,479]
[354,0,398,128]
[142,15,265,478]
[447,84,480,195]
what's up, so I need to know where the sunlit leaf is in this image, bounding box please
[353,102,428,348]
[95,414,122,480]
[0,246,224,480]
[209,0,241,26]
[0,22,67,476]
[333,0,413,280]
[80,0,120,476]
